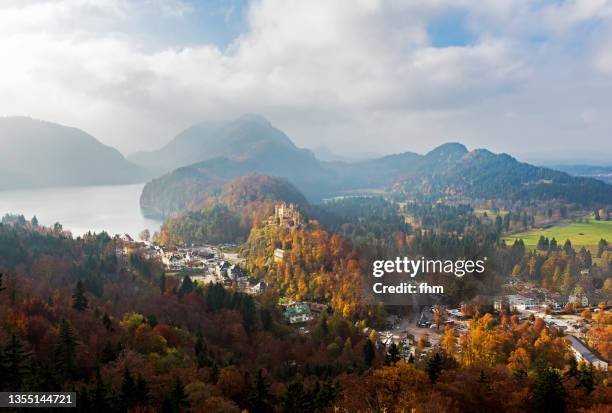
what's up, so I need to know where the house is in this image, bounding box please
[568,293,589,307]
[566,335,608,370]
[284,302,314,324]
[545,293,567,310]
[308,302,328,314]
[249,281,267,295]
[506,294,538,311]
[120,233,134,243]
[274,248,285,263]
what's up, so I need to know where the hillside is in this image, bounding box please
[155,174,310,245]
[0,117,147,189]
[129,114,313,173]
[396,146,612,205]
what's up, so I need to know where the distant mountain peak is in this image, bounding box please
[425,142,469,158]
[0,117,146,189]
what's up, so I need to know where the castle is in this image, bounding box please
[268,202,303,227]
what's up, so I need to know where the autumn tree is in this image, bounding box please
[139,229,151,242]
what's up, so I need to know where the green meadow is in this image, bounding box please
[503,216,612,249]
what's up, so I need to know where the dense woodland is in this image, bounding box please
[1,216,610,412]
[1,185,611,412]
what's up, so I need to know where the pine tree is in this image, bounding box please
[534,367,566,413]
[0,272,5,292]
[178,274,194,298]
[168,377,188,412]
[102,313,112,331]
[384,343,401,365]
[363,338,375,367]
[72,281,88,311]
[55,319,77,379]
[119,367,137,409]
[597,238,608,258]
[99,340,116,364]
[91,367,111,413]
[427,352,443,383]
[247,370,274,413]
[2,334,30,390]
[158,273,166,294]
[135,375,149,406]
[282,381,308,412]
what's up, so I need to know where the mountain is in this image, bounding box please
[139,115,612,217]
[550,164,612,185]
[130,114,307,172]
[396,148,612,204]
[0,117,147,190]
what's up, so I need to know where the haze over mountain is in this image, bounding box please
[550,165,612,185]
[0,117,147,190]
[129,114,316,174]
[139,116,612,218]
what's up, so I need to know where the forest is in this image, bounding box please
[1,192,610,412]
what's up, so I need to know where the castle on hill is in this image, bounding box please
[268,202,303,228]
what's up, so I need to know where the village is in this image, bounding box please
[116,202,609,372]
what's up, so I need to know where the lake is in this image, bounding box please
[0,184,162,238]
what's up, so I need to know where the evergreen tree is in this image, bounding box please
[119,367,137,409]
[55,319,77,379]
[577,364,594,393]
[597,238,608,258]
[102,313,112,331]
[363,338,375,367]
[247,370,274,413]
[194,331,210,368]
[99,340,116,364]
[91,367,111,413]
[563,239,573,255]
[0,272,5,292]
[2,334,30,390]
[168,377,188,412]
[178,274,194,297]
[135,375,149,406]
[534,367,566,413]
[384,343,401,365]
[158,273,166,294]
[427,352,443,383]
[72,280,88,311]
[282,381,309,412]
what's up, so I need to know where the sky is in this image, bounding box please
[1,0,612,164]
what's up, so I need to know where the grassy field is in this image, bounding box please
[503,216,612,248]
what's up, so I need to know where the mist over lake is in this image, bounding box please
[0,184,161,238]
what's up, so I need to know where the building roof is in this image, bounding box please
[285,303,311,317]
[566,335,607,366]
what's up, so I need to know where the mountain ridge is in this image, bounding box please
[0,117,148,190]
[138,116,612,218]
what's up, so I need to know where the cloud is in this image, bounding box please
[0,0,612,161]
